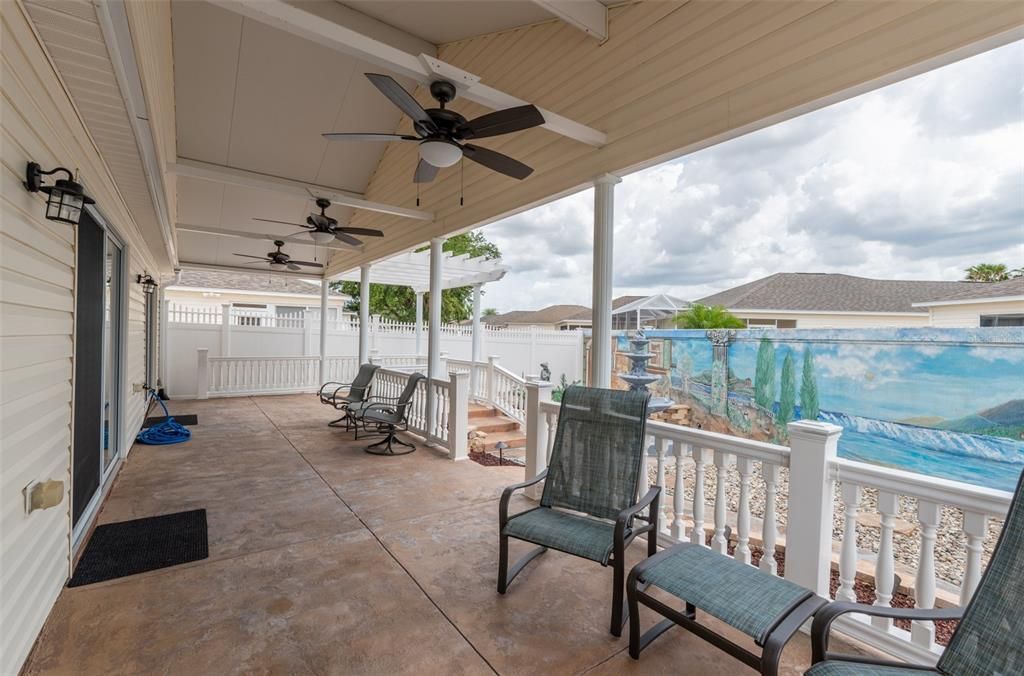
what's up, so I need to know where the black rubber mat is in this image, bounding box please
[68,509,208,587]
[143,414,198,428]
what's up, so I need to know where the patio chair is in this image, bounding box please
[352,372,425,456]
[498,385,659,637]
[807,469,1024,676]
[318,363,379,431]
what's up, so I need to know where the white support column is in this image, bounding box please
[414,290,425,356]
[358,264,370,364]
[525,381,554,498]
[470,283,483,396]
[448,370,470,461]
[196,348,209,399]
[220,303,232,356]
[590,173,620,387]
[159,295,169,391]
[318,279,329,386]
[785,420,842,597]
[426,238,444,435]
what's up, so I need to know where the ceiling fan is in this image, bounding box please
[233,241,323,271]
[323,73,545,184]
[254,198,385,246]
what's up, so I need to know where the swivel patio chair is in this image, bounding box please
[352,372,425,456]
[807,469,1024,676]
[498,385,659,637]
[318,363,379,431]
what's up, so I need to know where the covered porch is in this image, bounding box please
[24,394,865,675]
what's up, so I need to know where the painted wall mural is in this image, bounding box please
[626,328,1024,491]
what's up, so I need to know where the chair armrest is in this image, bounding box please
[318,381,350,399]
[354,401,399,420]
[615,486,661,542]
[499,470,548,529]
[812,601,963,663]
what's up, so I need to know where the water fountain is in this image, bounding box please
[617,329,674,414]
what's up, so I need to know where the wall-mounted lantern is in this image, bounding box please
[136,273,158,295]
[24,162,95,225]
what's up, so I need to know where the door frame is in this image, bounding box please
[71,204,130,550]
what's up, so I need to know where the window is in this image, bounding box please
[981,314,1024,327]
[743,318,797,328]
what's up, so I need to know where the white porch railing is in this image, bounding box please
[522,383,1013,667]
[445,356,530,424]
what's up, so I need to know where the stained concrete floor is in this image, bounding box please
[25,395,860,675]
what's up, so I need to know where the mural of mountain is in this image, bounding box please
[935,399,1024,440]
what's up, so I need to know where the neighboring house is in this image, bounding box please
[695,273,1023,328]
[913,277,1024,327]
[165,270,351,323]
[486,296,657,330]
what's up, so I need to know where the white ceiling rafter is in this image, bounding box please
[176,223,358,252]
[532,1,607,42]
[168,158,433,221]
[178,261,325,282]
[207,0,607,147]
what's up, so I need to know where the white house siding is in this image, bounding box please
[733,311,932,329]
[928,299,1024,327]
[1,2,162,672]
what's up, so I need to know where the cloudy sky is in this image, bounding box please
[478,40,1024,313]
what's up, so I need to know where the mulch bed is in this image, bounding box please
[469,450,523,467]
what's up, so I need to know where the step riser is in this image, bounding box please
[471,422,519,433]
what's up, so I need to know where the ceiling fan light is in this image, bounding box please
[419,140,461,168]
[269,262,288,271]
[310,230,335,245]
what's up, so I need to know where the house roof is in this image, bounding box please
[912,277,1024,306]
[488,296,646,326]
[696,273,973,314]
[169,270,345,297]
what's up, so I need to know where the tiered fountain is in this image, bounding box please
[617,329,674,414]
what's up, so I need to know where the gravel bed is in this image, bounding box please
[650,460,1002,588]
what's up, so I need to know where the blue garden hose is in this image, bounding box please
[136,390,191,445]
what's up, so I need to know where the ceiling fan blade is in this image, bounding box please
[254,217,307,228]
[462,144,534,180]
[336,226,384,237]
[322,132,419,142]
[414,158,440,184]
[233,253,270,260]
[287,262,301,271]
[365,73,436,132]
[334,231,364,247]
[457,105,545,140]
[288,260,325,268]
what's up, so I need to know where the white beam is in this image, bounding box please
[208,0,607,147]
[590,174,620,388]
[532,0,607,42]
[168,158,433,221]
[176,223,356,251]
[177,260,323,281]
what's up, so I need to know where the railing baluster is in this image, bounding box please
[672,443,686,541]
[712,451,729,554]
[691,447,707,547]
[961,511,987,605]
[654,437,668,532]
[872,490,898,630]
[837,481,861,601]
[760,462,780,576]
[911,500,940,649]
[734,456,752,565]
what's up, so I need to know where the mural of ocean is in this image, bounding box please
[820,411,1024,491]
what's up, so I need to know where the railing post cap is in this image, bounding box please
[526,380,554,390]
[487,354,500,361]
[787,420,843,439]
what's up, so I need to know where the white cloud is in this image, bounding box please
[479,40,1024,312]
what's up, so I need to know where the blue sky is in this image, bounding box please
[480,40,1024,312]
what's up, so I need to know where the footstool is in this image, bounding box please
[627,543,827,676]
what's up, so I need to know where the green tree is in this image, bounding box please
[800,347,820,420]
[964,263,1013,282]
[778,350,796,425]
[334,232,500,323]
[483,307,499,317]
[754,337,776,411]
[673,304,745,329]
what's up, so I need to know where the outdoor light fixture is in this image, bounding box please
[136,273,157,295]
[309,230,335,245]
[24,162,95,225]
[418,140,461,168]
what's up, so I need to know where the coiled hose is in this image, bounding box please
[136,390,192,445]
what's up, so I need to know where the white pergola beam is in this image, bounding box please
[168,158,433,221]
[208,0,607,148]
[533,0,607,41]
[177,260,324,281]
[176,223,357,251]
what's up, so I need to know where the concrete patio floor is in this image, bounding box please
[25,394,865,675]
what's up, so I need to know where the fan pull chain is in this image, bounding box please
[460,158,464,207]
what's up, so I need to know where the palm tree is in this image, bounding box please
[964,263,1012,282]
[673,304,745,329]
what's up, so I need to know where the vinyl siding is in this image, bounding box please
[1,2,162,672]
[928,299,1024,327]
[327,0,1023,275]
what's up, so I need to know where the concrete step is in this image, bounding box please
[474,429,527,451]
[469,404,499,419]
[469,416,520,434]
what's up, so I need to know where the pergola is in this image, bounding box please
[612,294,691,331]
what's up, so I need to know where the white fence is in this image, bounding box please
[165,302,584,398]
[522,383,1013,666]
